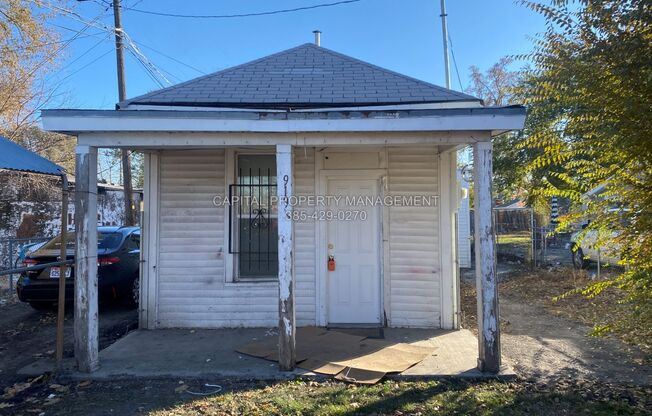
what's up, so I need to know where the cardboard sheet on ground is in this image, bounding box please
[235,327,435,384]
[334,367,386,384]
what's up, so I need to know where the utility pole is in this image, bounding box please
[113,0,135,225]
[440,0,451,89]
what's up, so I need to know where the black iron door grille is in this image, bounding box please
[228,183,278,279]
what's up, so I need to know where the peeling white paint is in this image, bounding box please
[276,144,295,370]
[473,141,501,372]
[74,147,100,373]
[282,317,292,337]
[279,276,290,300]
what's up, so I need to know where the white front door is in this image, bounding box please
[327,178,381,325]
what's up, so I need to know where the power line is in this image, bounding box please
[127,0,145,8]
[47,22,105,37]
[43,1,208,88]
[122,0,362,19]
[133,40,206,75]
[40,1,180,89]
[11,25,102,51]
[121,31,172,87]
[76,0,113,11]
[58,33,112,72]
[36,1,113,36]
[22,45,112,126]
[147,60,183,83]
[21,1,107,83]
[126,47,167,87]
[448,36,464,91]
[124,42,181,87]
[58,49,114,83]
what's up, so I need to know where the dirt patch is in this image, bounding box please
[461,266,652,384]
[0,290,137,408]
[500,267,651,355]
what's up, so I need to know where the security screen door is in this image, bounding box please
[229,154,278,281]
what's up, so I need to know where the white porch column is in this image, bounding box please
[276,144,295,371]
[74,145,99,372]
[473,141,501,373]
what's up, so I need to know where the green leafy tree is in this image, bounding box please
[515,0,652,337]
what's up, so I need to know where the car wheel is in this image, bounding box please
[29,301,54,311]
[571,246,588,269]
[124,276,139,308]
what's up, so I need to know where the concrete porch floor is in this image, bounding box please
[20,328,514,381]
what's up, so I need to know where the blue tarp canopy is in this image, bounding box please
[0,135,64,177]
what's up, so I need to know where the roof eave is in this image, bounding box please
[41,106,526,135]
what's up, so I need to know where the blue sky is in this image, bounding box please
[46,0,546,110]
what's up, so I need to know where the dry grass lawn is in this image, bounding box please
[143,379,649,416]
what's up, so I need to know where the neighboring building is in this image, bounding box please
[456,169,472,269]
[42,43,526,373]
[0,173,141,240]
[495,198,527,210]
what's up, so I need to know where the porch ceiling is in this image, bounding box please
[72,131,491,150]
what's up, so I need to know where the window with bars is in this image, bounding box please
[228,154,278,281]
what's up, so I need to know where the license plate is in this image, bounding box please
[50,267,71,279]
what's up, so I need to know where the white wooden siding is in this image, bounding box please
[155,146,444,329]
[157,149,273,327]
[387,146,440,327]
[293,147,317,325]
[156,148,317,328]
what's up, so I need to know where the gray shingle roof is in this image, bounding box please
[121,43,480,109]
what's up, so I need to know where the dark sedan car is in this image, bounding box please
[17,226,140,310]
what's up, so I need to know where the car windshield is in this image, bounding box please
[40,232,123,251]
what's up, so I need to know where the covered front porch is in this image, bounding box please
[75,141,500,376]
[41,105,526,377]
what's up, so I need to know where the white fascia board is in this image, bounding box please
[42,112,525,134]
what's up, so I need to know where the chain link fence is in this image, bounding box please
[492,208,571,267]
[469,208,572,268]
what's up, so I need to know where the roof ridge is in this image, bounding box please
[119,44,314,108]
[302,43,478,101]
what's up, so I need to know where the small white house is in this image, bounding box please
[42,43,525,373]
